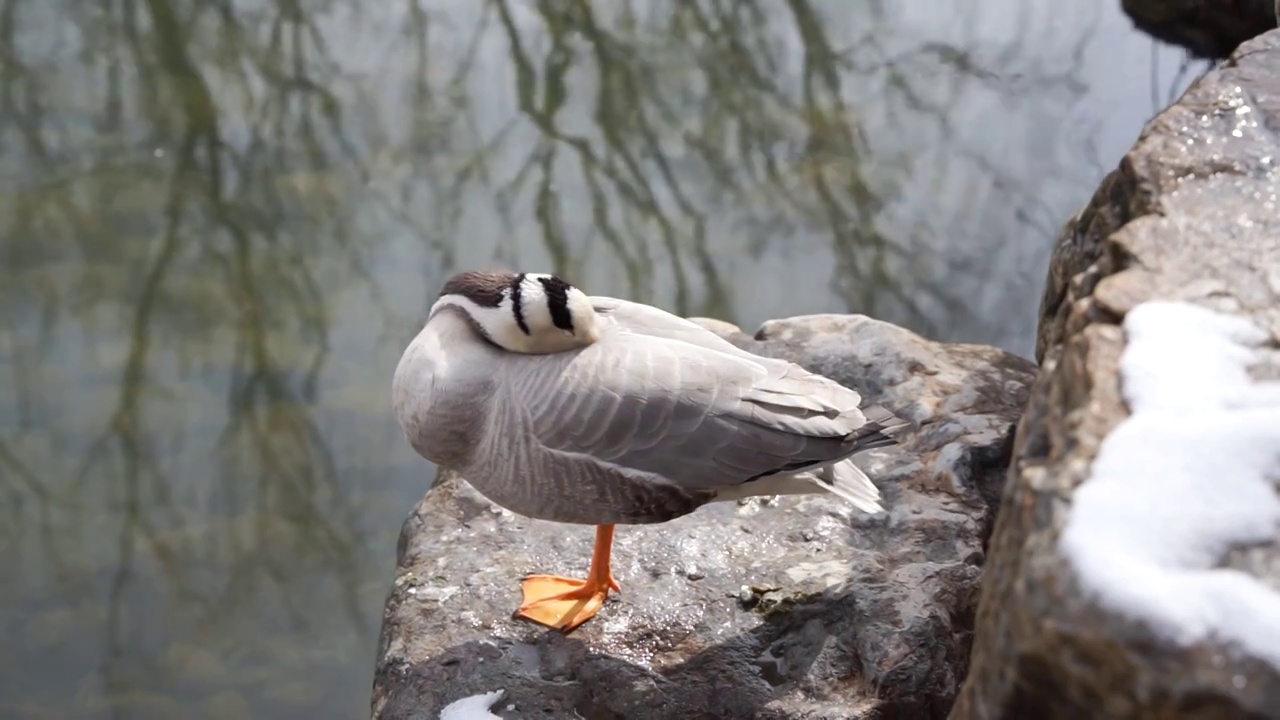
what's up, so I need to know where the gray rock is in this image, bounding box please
[1122,0,1276,59]
[372,314,1035,719]
[954,30,1280,720]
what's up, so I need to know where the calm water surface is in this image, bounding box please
[1,1,1200,717]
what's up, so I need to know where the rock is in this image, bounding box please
[1122,0,1276,59]
[372,315,1035,719]
[954,30,1280,720]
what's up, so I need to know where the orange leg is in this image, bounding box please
[513,524,621,632]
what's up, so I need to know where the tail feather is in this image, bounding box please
[715,403,905,512]
[843,403,912,454]
[815,461,884,514]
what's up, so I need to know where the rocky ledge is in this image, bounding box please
[372,315,1035,719]
[953,30,1280,719]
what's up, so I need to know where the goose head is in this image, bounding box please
[429,270,601,354]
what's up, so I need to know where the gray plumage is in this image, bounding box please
[393,271,906,526]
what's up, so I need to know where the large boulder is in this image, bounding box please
[372,315,1035,719]
[953,30,1280,719]
[1122,0,1276,59]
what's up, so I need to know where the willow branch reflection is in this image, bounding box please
[2,0,381,713]
[2,0,1100,715]
[473,0,1063,331]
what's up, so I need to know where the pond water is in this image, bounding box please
[0,1,1202,717]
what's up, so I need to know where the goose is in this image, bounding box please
[392,270,906,631]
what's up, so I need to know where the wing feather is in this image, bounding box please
[506,321,875,492]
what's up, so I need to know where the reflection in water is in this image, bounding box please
[2,1,387,716]
[0,0,1195,717]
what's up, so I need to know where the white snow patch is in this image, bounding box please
[1059,301,1280,669]
[439,688,506,720]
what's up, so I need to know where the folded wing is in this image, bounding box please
[505,322,890,493]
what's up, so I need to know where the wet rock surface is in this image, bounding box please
[372,315,1034,719]
[1122,0,1276,59]
[954,31,1280,720]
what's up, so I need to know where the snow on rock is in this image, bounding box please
[438,689,505,720]
[1059,301,1280,669]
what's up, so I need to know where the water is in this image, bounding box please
[0,1,1201,717]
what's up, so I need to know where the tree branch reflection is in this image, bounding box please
[0,0,1096,715]
[2,0,380,713]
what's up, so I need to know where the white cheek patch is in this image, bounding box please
[516,274,556,334]
[431,294,529,351]
[565,291,596,336]
[495,293,524,338]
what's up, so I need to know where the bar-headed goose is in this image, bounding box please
[392,270,906,631]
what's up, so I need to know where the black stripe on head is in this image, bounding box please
[538,275,575,332]
[509,273,532,335]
